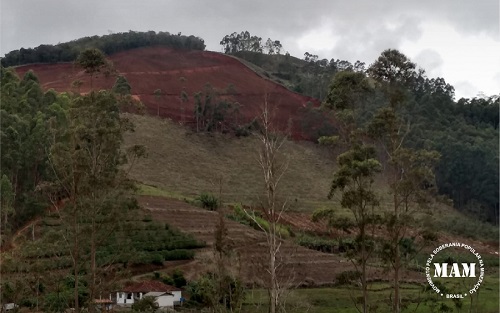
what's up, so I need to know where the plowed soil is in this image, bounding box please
[138,196,424,286]
[14,47,320,139]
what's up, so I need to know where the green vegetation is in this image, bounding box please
[193,83,240,133]
[295,233,337,253]
[132,296,159,312]
[226,205,291,238]
[136,183,188,200]
[0,49,202,313]
[242,278,499,313]
[235,47,499,226]
[1,33,498,313]
[196,192,220,211]
[1,30,206,67]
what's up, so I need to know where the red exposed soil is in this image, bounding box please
[15,47,321,139]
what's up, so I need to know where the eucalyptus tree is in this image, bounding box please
[367,49,439,313]
[75,48,108,90]
[315,70,379,313]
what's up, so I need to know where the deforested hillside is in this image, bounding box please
[14,46,321,140]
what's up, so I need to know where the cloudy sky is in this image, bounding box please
[1,0,499,99]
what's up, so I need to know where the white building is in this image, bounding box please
[113,280,182,308]
[143,292,174,307]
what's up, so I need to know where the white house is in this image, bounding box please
[143,292,174,307]
[113,280,182,308]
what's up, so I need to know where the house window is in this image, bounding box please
[127,293,132,300]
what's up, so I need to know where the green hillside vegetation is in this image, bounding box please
[1,30,206,67]
[0,51,203,312]
[1,34,498,313]
[125,114,498,241]
[229,42,499,226]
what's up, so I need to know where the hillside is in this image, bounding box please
[14,47,321,140]
[124,114,499,245]
[2,32,498,312]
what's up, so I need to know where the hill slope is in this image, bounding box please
[14,47,321,139]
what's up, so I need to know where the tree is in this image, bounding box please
[153,89,163,117]
[265,38,275,55]
[264,39,283,55]
[317,70,379,313]
[179,76,189,124]
[192,83,235,133]
[220,31,263,54]
[112,75,131,95]
[329,144,381,313]
[367,49,439,313]
[75,48,108,90]
[48,90,142,313]
[1,174,15,233]
[244,98,290,313]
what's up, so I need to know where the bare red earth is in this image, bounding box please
[15,47,320,139]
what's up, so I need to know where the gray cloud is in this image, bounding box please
[1,0,498,97]
[414,49,444,77]
[2,0,498,56]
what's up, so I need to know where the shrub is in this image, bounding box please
[172,269,187,287]
[162,275,175,286]
[162,249,195,261]
[196,193,219,210]
[132,296,159,312]
[336,270,361,285]
[296,234,336,253]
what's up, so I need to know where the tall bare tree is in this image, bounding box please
[244,98,290,313]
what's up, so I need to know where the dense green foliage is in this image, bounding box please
[0,67,68,233]
[196,192,220,211]
[131,296,159,312]
[0,50,203,312]
[406,87,499,224]
[234,50,365,100]
[193,83,240,133]
[236,46,498,225]
[220,31,282,54]
[1,30,206,67]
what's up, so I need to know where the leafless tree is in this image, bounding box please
[244,97,291,313]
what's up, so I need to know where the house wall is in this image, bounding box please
[172,291,182,303]
[156,295,174,308]
[116,292,143,305]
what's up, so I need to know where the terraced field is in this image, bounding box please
[138,196,424,286]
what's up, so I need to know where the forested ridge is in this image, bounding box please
[0,30,205,67]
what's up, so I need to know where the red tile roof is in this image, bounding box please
[122,281,180,293]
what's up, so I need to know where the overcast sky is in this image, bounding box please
[1,0,499,99]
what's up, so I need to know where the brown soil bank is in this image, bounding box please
[15,47,320,139]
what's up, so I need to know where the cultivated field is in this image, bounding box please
[138,195,424,286]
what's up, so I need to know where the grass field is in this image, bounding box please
[241,274,499,313]
[125,113,499,241]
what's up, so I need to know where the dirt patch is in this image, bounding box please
[15,47,321,140]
